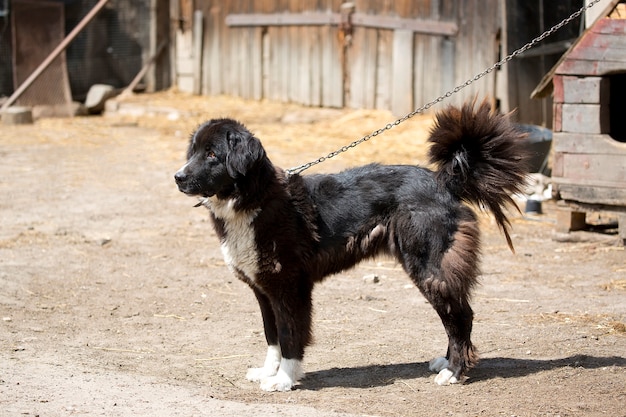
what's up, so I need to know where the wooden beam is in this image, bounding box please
[226,12,340,27]
[225,12,458,36]
[555,183,626,206]
[352,13,458,36]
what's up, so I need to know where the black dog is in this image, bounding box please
[174,101,527,391]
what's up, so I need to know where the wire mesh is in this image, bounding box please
[0,0,151,108]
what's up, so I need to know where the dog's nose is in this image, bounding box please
[174,171,187,183]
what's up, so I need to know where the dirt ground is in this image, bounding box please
[1,92,625,417]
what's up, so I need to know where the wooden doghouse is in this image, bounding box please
[532,1,626,244]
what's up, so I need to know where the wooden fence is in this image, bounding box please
[173,0,502,115]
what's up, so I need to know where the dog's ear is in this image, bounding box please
[225,127,265,178]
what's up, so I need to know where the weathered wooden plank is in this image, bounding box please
[203,5,222,95]
[561,103,609,134]
[553,103,563,132]
[261,0,278,100]
[566,34,626,61]
[227,25,240,97]
[553,76,564,104]
[591,17,626,35]
[375,29,392,110]
[251,27,263,100]
[300,27,320,106]
[225,12,458,36]
[557,57,626,76]
[321,24,343,108]
[237,27,263,100]
[412,34,427,108]
[553,132,626,154]
[554,183,626,206]
[560,76,605,104]
[192,10,203,95]
[266,26,280,101]
[276,25,287,102]
[553,151,564,177]
[424,36,443,103]
[559,153,626,184]
[262,29,270,99]
[295,25,311,105]
[449,0,474,108]
[556,199,626,215]
[175,28,194,93]
[351,13,457,35]
[226,12,340,27]
[288,24,300,102]
[440,37,455,95]
[347,27,378,109]
[391,29,414,116]
[219,6,234,97]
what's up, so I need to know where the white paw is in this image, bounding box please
[260,372,295,392]
[246,345,281,382]
[429,357,449,373]
[433,368,459,385]
[429,357,459,385]
[246,366,278,382]
[258,358,303,392]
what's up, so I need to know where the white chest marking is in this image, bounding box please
[208,198,260,281]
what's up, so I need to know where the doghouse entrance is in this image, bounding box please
[609,73,626,143]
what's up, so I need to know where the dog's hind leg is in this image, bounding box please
[246,288,282,382]
[423,216,480,385]
[402,212,480,385]
[425,297,477,385]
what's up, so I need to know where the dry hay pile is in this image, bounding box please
[106,90,436,173]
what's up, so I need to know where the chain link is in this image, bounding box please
[286,0,603,176]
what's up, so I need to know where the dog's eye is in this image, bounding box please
[206,150,216,159]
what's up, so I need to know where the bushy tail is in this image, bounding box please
[428,100,529,251]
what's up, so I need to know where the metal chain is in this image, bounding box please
[286,0,603,176]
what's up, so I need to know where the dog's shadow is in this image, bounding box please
[303,355,626,390]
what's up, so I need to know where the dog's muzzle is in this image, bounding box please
[174,169,190,193]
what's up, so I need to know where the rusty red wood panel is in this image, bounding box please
[592,17,626,35]
[11,0,72,112]
[553,75,564,104]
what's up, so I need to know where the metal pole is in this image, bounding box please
[120,40,168,97]
[1,0,110,112]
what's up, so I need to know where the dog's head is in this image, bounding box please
[174,118,266,199]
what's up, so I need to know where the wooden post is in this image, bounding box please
[192,10,204,95]
[556,209,587,233]
[619,215,626,246]
[391,29,414,116]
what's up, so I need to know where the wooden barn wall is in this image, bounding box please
[187,0,501,114]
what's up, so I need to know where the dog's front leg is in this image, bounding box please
[246,288,281,382]
[256,286,312,392]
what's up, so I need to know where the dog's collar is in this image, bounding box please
[194,197,210,208]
